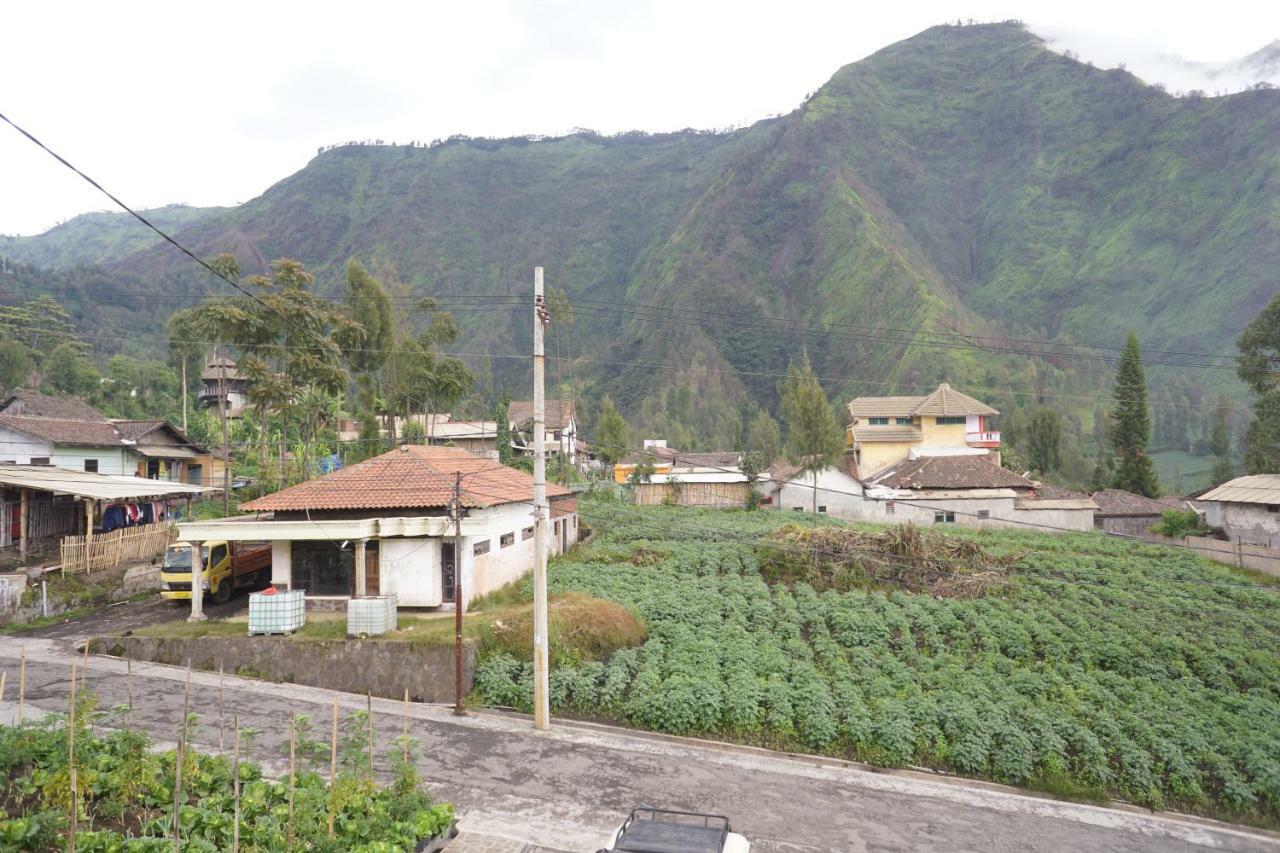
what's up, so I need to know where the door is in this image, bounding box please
[441,542,456,603]
[364,541,380,596]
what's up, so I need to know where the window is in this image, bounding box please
[554,520,561,536]
[976,509,991,520]
[209,544,228,567]
[935,416,966,425]
[500,532,514,548]
[934,511,956,523]
[884,501,895,515]
[472,539,491,556]
[30,457,50,466]
[553,431,562,441]
[522,526,534,541]
[895,417,913,425]
[792,506,804,512]
[818,506,827,513]
[83,459,99,473]
[867,417,890,426]
[1269,505,1279,514]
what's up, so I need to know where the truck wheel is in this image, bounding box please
[213,578,232,604]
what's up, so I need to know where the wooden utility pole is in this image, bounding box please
[218,347,230,517]
[452,471,465,716]
[532,266,550,730]
[181,359,188,434]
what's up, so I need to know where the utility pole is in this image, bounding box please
[218,347,230,516]
[452,470,465,716]
[532,266,550,730]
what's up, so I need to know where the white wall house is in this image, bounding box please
[0,419,136,475]
[1201,475,1280,546]
[179,445,578,613]
[509,400,577,463]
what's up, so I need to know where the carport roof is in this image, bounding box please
[0,463,210,500]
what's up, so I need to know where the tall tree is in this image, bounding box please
[747,409,783,466]
[1026,407,1061,475]
[1209,395,1234,483]
[344,259,394,455]
[1237,293,1280,474]
[779,354,845,514]
[40,342,99,396]
[0,339,33,390]
[165,307,205,432]
[494,393,515,466]
[594,395,629,468]
[1109,332,1160,497]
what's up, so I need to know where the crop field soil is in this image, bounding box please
[474,500,1280,827]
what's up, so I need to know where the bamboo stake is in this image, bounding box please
[367,690,374,780]
[402,688,409,765]
[232,714,241,853]
[1,672,6,705]
[68,662,77,853]
[328,698,338,839]
[288,712,296,846]
[126,658,134,724]
[173,661,192,852]
[18,646,25,724]
[218,659,225,753]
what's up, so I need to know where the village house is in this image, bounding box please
[613,442,752,508]
[1089,488,1174,537]
[509,399,577,463]
[1200,475,1280,546]
[846,383,1000,477]
[196,355,252,418]
[765,454,1096,531]
[176,445,578,612]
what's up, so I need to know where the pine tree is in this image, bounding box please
[1026,407,1061,475]
[1237,292,1280,474]
[780,354,846,514]
[594,395,629,468]
[494,393,514,466]
[1109,332,1160,497]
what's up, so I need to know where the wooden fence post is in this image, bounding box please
[288,712,296,846]
[328,698,338,840]
[69,662,78,853]
[232,714,241,853]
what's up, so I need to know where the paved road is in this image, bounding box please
[2,639,1275,852]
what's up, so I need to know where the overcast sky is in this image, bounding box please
[2,0,1277,236]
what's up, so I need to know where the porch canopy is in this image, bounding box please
[177,513,493,542]
[0,462,211,501]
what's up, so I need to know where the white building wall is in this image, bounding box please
[379,537,442,606]
[271,540,292,587]
[1209,502,1280,546]
[774,468,865,515]
[0,427,52,465]
[465,501,578,608]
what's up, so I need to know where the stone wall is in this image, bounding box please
[101,635,475,703]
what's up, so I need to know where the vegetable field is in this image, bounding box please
[474,502,1280,825]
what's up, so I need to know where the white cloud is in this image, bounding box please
[1,0,1276,237]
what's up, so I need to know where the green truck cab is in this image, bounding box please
[160,540,271,604]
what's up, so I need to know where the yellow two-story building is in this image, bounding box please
[846,383,1000,478]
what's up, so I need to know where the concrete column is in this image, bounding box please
[270,540,292,589]
[19,488,28,561]
[354,537,368,597]
[84,499,94,572]
[188,540,205,622]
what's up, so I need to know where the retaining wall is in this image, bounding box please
[100,635,475,703]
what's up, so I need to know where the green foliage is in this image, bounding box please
[0,703,454,850]
[1026,407,1061,475]
[40,343,99,397]
[0,339,33,390]
[474,500,1280,823]
[1244,391,1280,475]
[780,354,845,510]
[494,394,514,465]
[1110,333,1160,497]
[746,411,782,467]
[1152,509,1209,539]
[594,395,629,468]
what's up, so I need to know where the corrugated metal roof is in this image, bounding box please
[0,463,210,500]
[1200,475,1280,505]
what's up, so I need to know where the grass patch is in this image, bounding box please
[480,592,646,667]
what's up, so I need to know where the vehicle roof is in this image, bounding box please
[616,822,726,853]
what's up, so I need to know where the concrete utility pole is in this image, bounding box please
[532,266,550,730]
[188,540,205,622]
[452,470,465,716]
[218,347,230,517]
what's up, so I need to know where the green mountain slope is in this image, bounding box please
[8,23,1277,450]
[0,204,222,268]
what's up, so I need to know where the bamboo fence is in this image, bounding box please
[60,523,177,575]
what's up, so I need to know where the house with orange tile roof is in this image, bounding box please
[176,445,578,610]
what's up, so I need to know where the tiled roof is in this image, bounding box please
[1089,488,1170,516]
[240,445,570,512]
[847,395,923,418]
[0,416,127,448]
[851,425,924,443]
[111,419,166,441]
[1034,482,1090,500]
[509,400,575,430]
[870,455,1032,490]
[1199,475,1280,506]
[911,383,998,417]
[847,383,997,420]
[0,389,107,421]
